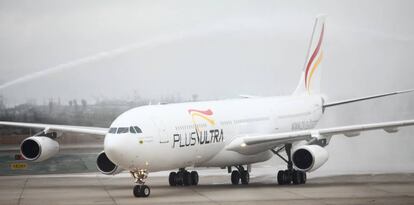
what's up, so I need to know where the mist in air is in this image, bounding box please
[0,0,414,175]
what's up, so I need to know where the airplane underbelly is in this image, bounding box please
[198,149,273,167]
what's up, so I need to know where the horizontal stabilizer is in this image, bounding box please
[323,89,414,108]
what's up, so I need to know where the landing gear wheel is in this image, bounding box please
[278,170,293,185]
[183,171,192,186]
[133,185,151,197]
[283,170,292,185]
[176,171,184,186]
[169,172,177,186]
[277,170,284,185]
[292,170,301,185]
[240,171,250,185]
[231,170,240,185]
[299,171,307,184]
[133,185,141,197]
[190,171,199,185]
[140,185,150,197]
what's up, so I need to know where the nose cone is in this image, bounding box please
[104,134,131,169]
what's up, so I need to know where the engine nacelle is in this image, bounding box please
[20,136,59,162]
[292,145,329,172]
[96,151,123,175]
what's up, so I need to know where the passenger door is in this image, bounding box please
[151,114,170,144]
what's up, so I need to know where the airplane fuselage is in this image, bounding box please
[104,95,324,172]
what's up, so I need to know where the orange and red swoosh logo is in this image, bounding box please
[188,109,215,126]
[305,23,325,91]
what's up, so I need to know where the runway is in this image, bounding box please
[1,173,414,205]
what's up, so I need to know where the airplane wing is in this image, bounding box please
[0,121,108,135]
[226,119,414,155]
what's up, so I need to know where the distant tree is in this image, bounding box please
[0,95,5,110]
[48,99,54,112]
[81,99,87,108]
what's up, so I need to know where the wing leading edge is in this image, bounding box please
[226,119,414,155]
[0,121,108,135]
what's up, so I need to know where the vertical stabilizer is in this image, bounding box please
[293,14,327,95]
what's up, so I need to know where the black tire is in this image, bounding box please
[292,170,301,185]
[300,171,307,184]
[169,172,177,186]
[190,171,199,185]
[133,185,142,197]
[183,171,192,186]
[240,171,250,185]
[283,170,292,185]
[140,185,150,197]
[277,170,284,185]
[231,170,240,185]
[176,172,184,186]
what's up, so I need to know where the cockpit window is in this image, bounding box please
[108,127,117,134]
[130,126,136,134]
[117,127,129,134]
[110,126,142,134]
[134,126,142,133]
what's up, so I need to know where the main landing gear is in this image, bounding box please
[229,165,250,185]
[272,144,307,185]
[169,168,199,186]
[131,170,151,197]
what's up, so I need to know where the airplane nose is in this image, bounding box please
[104,134,127,166]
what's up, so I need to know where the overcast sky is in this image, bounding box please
[1,0,414,174]
[1,0,413,105]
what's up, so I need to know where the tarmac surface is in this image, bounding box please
[1,173,414,205]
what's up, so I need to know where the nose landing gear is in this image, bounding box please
[131,170,150,197]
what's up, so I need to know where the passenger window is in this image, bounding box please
[109,127,117,134]
[117,127,129,134]
[130,126,136,134]
[134,126,142,133]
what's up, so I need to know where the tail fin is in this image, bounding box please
[293,14,327,95]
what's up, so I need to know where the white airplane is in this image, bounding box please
[1,15,414,198]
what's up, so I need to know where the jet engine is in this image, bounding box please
[292,145,328,172]
[20,136,59,162]
[96,151,123,175]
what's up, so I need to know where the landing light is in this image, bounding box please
[241,143,247,147]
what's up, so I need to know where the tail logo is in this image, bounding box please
[304,24,325,92]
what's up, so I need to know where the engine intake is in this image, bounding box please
[96,151,123,175]
[292,145,328,172]
[20,136,59,162]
